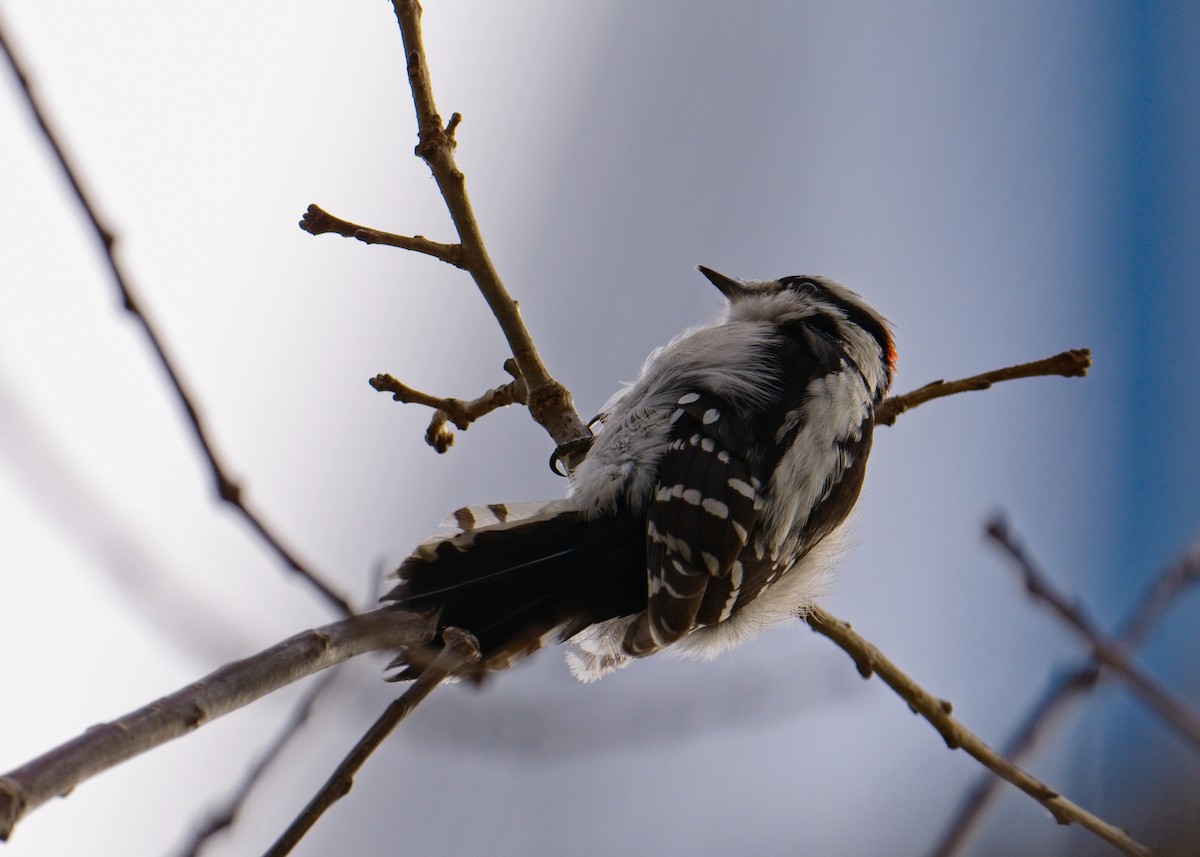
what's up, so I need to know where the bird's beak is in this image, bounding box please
[697,265,748,300]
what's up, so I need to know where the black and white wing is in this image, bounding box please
[622,322,878,658]
[622,390,765,656]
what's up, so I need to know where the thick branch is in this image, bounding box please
[0,20,353,617]
[370,358,527,452]
[805,607,1151,857]
[263,628,480,857]
[299,204,466,268]
[987,517,1200,751]
[0,609,436,842]
[388,0,587,448]
[875,349,1091,427]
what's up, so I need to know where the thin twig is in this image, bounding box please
[804,606,1151,857]
[388,0,587,448]
[0,19,354,618]
[987,517,1200,750]
[875,349,1091,427]
[371,358,527,452]
[929,535,1200,857]
[262,628,481,857]
[299,204,466,268]
[0,608,436,842]
[175,669,341,857]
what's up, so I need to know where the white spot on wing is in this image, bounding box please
[727,478,755,499]
[702,498,729,519]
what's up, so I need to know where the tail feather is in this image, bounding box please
[437,500,573,531]
[384,503,646,676]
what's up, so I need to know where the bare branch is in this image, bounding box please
[930,534,1200,857]
[875,349,1091,427]
[927,665,1100,857]
[0,19,354,618]
[370,358,527,452]
[388,0,587,448]
[174,670,340,857]
[263,628,481,857]
[987,517,1200,750]
[0,609,436,842]
[805,606,1151,857]
[299,204,466,268]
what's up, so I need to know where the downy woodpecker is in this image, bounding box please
[384,266,895,682]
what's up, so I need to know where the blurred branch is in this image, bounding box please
[875,349,1091,427]
[370,358,527,452]
[0,369,255,661]
[1119,537,1200,646]
[805,606,1152,857]
[0,609,436,842]
[929,535,1200,857]
[299,204,466,268]
[987,517,1200,750]
[263,628,480,857]
[0,18,354,618]
[174,669,340,857]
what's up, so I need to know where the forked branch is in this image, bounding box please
[930,534,1200,857]
[390,0,587,446]
[302,0,587,450]
[371,358,527,452]
[988,517,1200,750]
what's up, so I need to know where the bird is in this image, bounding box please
[383,266,895,682]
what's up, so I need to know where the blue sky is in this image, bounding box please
[1,3,1197,855]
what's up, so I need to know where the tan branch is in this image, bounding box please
[875,349,1091,427]
[0,609,436,842]
[370,359,528,452]
[987,517,1200,750]
[805,607,1151,857]
[262,628,480,857]
[0,20,354,617]
[927,664,1100,857]
[388,0,587,448]
[299,204,466,268]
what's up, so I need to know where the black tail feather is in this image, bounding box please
[383,509,646,676]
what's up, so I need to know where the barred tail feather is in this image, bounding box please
[384,502,646,678]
